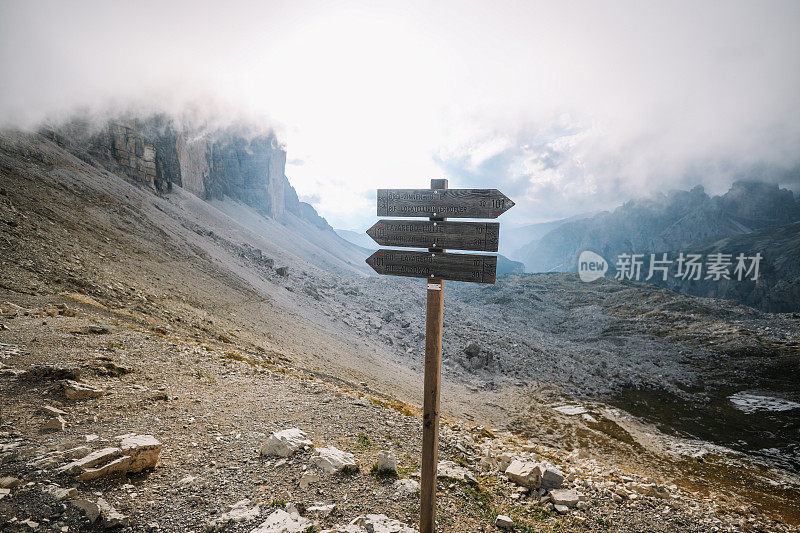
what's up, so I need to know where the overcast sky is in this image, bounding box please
[1,0,799,231]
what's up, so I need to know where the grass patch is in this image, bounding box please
[357,433,371,448]
[370,397,416,417]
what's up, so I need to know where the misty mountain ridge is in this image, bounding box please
[514,180,800,311]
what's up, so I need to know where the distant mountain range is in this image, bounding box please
[511,180,800,311]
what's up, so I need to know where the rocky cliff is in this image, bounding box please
[41,114,327,229]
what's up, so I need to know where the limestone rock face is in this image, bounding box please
[51,115,334,230]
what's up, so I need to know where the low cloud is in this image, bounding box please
[1,1,798,229]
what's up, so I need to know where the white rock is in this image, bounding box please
[43,416,66,431]
[306,503,335,517]
[41,405,67,416]
[505,460,542,488]
[97,497,130,528]
[541,466,565,489]
[58,448,122,475]
[118,434,162,472]
[553,405,587,416]
[42,484,78,501]
[350,514,418,533]
[58,435,162,480]
[260,429,312,457]
[549,489,583,508]
[72,499,101,522]
[205,500,260,531]
[0,488,10,500]
[554,504,570,514]
[311,446,356,474]
[0,476,20,488]
[298,472,319,489]
[250,509,312,532]
[392,478,420,499]
[495,515,514,529]
[436,460,476,484]
[63,380,104,400]
[376,450,397,474]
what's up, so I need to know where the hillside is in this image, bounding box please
[0,128,798,531]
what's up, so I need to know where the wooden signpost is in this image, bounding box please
[366,179,514,533]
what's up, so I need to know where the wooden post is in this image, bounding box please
[420,178,447,533]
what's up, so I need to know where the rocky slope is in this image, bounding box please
[0,127,798,531]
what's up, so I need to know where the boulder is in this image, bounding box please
[464,342,481,358]
[391,478,420,499]
[260,429,312,457]
[250,509,312,532]
[42,484,78,501]
[58,435,161,480]
[549,489,584,508]
[505,460,543,488]
[119,434,162,472]
[349,514,418,533]
[541,466,565,489]
[58,447,122,475]
[275,266,289,277]
[376,450,397,474]
[0,476,20,488]
[72,499,101,522]
[306,503,335,517]
[97,497,130,528]
[43,415,66,431]
[495,515,514,530]
[436,460,477,484]
[63,380,104,400]
[205,500,261,531]
[311,446,356,474]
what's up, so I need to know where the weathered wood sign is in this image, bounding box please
[366,179,513,533]
[366,249,498,283]
[366,220,500,252]
[377,188,514,219]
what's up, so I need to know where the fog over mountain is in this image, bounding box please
[2,0,800,230]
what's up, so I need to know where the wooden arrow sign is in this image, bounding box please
[377,188,514,219]
[366,249,497,283]
[366,220,499,252]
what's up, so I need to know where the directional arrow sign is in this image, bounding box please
[377,189,514,219]
[366,249,497,283]
[366,220,499,252]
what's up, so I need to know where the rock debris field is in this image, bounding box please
[0,299,797,532]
